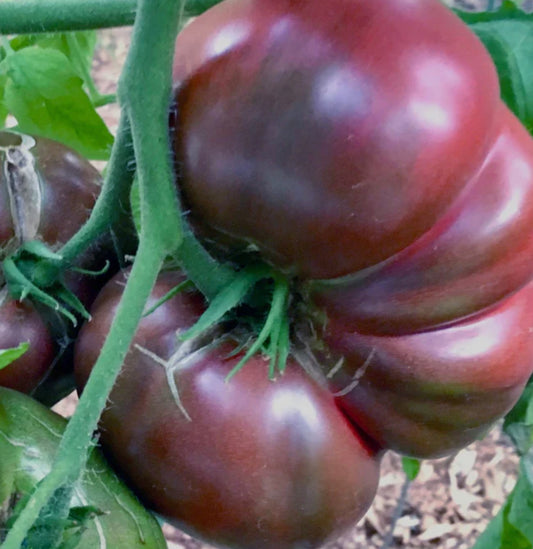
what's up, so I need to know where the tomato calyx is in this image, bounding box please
[173,262,293,379]
[2,243,89,326]
[0,130,106,326]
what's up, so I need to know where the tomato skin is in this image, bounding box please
[0,387,167,548]
[75,271,382,549]
[310,106,533,335]
[316,281,533,458]
[0,300,55,393]
[173,0,499,279]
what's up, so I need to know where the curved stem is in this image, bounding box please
[381,474,411,549]
[0,0,137,34]
[59,115,136,265]
[0,0,224,34]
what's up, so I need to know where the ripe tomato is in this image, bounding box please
[0,387,166,547]
[172,0,499,279]
[310,106,533,335]
[75,270,382,549]
[313,281,533,458]
[170,0,533,461]
[0,130,103,396]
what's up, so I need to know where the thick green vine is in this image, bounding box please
[0,0,224,34]
[1,0,186,546]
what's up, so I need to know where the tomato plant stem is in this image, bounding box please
[1,0,185,545]
[1,241,165,549]
[0,0,137,34]
[0,0,224,34]
[60,115,136,265]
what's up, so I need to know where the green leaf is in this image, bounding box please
[504,381,533,454]
[470,19,533,132]
[0,74,8,128]
[10,32,97,86]
[401,457,421,481]
[3,47,112,160]
[0,342,29,371]
[474,454,533,548]
[454,0,533,24]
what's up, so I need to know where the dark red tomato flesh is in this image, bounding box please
[75,271,382,549]
[315,281,533,458]
[172,0,499,279]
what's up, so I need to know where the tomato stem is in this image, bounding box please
[0,0,224,34]
[1,0,186,545]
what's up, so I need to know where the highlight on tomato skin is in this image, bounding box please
[74,270,383,549]
[172,0,500,280]
[310,105,533,336]
[315,280,533,459]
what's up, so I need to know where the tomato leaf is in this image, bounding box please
[468,19,533,133]
[0,69,8,127]
[0,342,29,372]
[401,457,421,481]
[474,455,533,548]
[504,381,533,455]
[8,32,100,104]
[3,47,112,160]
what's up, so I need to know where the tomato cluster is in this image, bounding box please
[71,0,533,548]
[0,130,105,397]
[5,0,533,547]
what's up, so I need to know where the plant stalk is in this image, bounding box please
[1,0,185,545]
[0,0,224,34]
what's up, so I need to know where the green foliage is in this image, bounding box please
[1,46,112,160]
[401,457,421,481]
[0,74,8,127]
[473,23,533,132]
[454,0,533,23]
[473,455,533,549]
[456,1,533,133]
[504,381,533,455]
[0,342,29,371]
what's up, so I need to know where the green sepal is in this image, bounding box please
[0,342,29,372]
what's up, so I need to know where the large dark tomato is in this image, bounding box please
[75,270,382,549]
[0,130,103,396]
[171,0,533,461]
[172,0,499,279]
